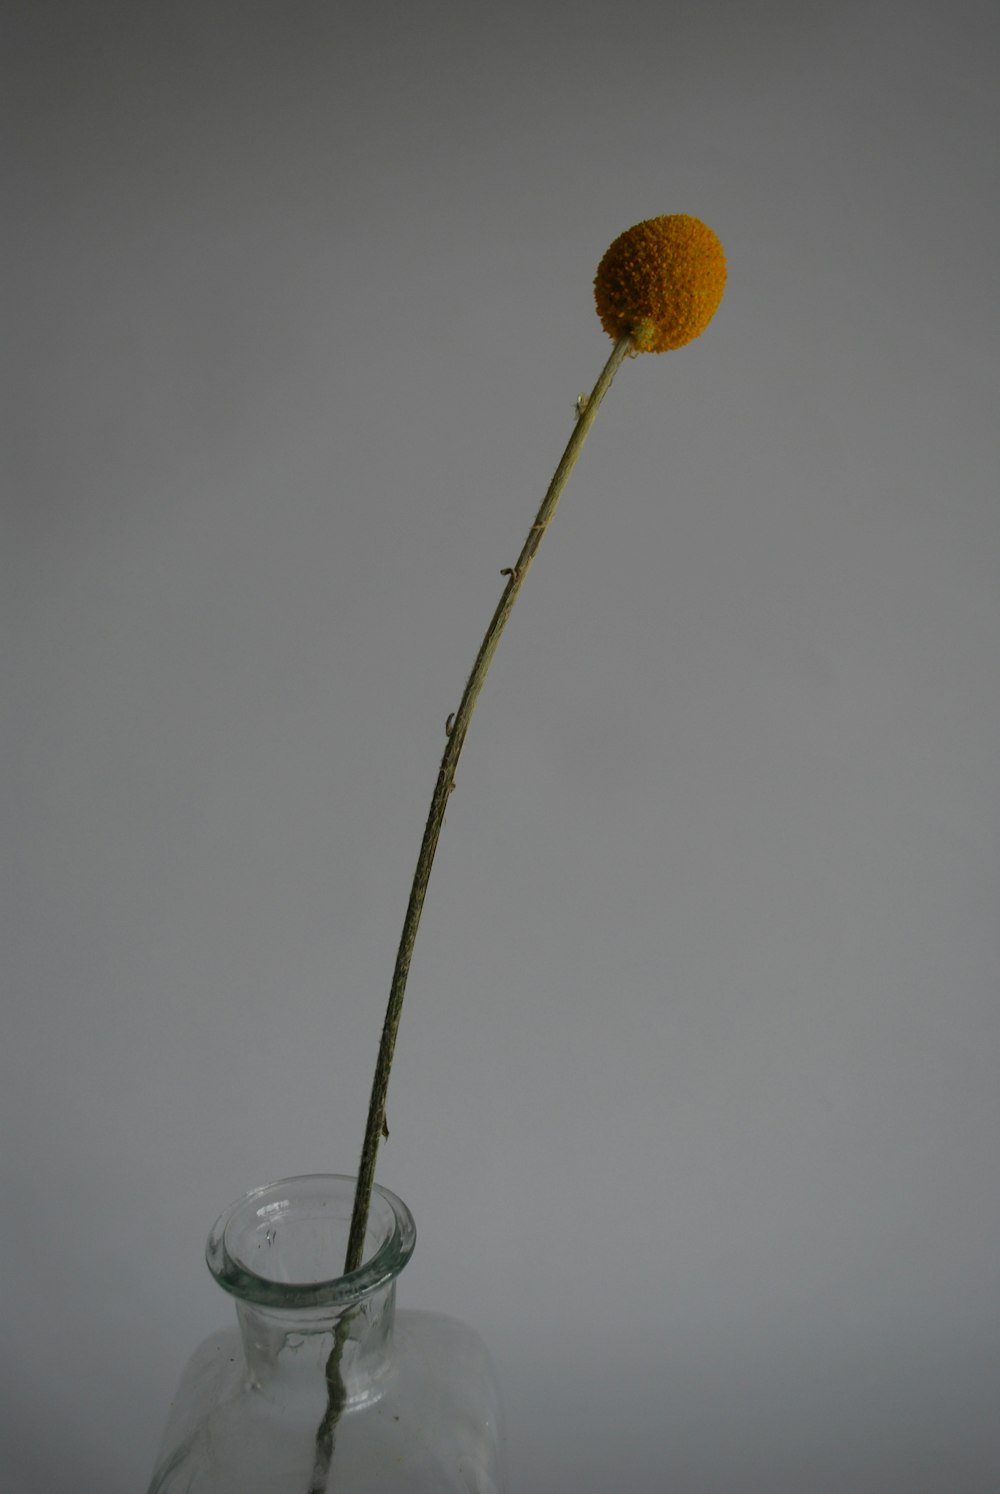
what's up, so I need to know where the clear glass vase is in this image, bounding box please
[147,1175,507,1493]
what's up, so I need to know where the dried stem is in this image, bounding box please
[308,329,632,1491]
[345,331,631,1271]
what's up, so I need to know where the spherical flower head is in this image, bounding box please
[594,215,727,353]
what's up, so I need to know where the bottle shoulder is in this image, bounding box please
[148,1312,506,1493]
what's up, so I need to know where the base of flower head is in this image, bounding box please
[630,318,659,353]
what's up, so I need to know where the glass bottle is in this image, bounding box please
[148,1175,507,1493]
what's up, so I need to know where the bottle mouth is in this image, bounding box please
[206,1174,416,1310]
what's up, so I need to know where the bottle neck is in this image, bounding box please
[236,1278,398,1409]
[206,1175,416,1412]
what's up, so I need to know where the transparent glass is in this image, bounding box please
[148,1175,507,1493]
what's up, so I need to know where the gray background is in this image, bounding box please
[5,1,999,1490]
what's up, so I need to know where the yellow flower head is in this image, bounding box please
[594,215,727,353]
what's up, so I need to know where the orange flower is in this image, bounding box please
[594,215,727,353]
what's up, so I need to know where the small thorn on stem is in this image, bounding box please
[381,1115,389,1141]
[445,713,456,736]
[500,566,518,582]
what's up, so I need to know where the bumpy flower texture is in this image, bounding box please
[594,215,727,353]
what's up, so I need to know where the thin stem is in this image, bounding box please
[344,331,631,1274]
[307,1313,352,1494]
[310,331,631,1491]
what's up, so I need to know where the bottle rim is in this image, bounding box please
[206,1173,416,1310]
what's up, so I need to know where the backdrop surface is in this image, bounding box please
[6,2,1000,1490]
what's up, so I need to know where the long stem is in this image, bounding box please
[344,331,631,1273]
[308,333,631,1493]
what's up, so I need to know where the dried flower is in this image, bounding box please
[594,214,727,353]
